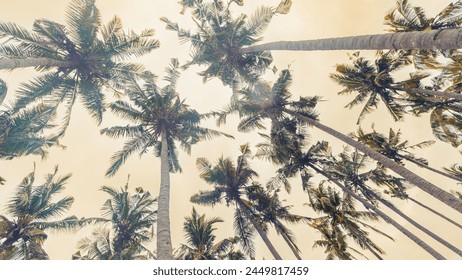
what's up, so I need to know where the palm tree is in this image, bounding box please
[324,149,462,258]
[191,144,283,260]
[174,207,244,260]
[161,0,292,87]
[385,0,462,32]
[72,184,157,260]
[330,51,462,124]
[0,166,80,260]
[246,182,308,260]
[308,184,392,260]
[351,127,462,183]
[383,0,462,69]
[253,110,449,259]
[214,69,462,214]
[101,59,231,260]
[0,0,159,134]
[0,105,61,160]
[172,0,462,69]
[306,163,446,259]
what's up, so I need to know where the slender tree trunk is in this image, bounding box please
[402,155,462,183]
[277,227,302,260]
[240,28,462,53]
[362,240,384,260]
[0,78,6,106]
[366,191,462,257]
[407,196,462,230]
[238,201,283,260]
[0,58,76,70]
[391,86,462,102]
[309,164,445,260]
[283,108,462,214]
[157,126,172,260]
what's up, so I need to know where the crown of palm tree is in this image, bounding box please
[308,184,392,260]
[174,207,242,260]
[0,166,80,260]
[0,105,61,159]
[101,59,231,177]
[162,0,291,87]
[0,0,159,136]
[73,184,157,260]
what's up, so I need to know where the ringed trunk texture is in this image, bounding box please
[0,58,76,70]
[240,28,462,53]
[238,201,283,260]
[283,108,462,215]
[156,127,173,260]
[309,164,445,260]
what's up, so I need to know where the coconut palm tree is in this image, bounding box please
[0,166,80,260]
[253,111,449,259]
[385,0,462,32]
[324,148,462,258]
[171,0,462,70]
[306,163,445,259]
[101,59,231,260]
[308,184,392,260]
[246,182,309,260]
[174,207,245,260]
[191,144,283,260]
[214,68,462,214]
[161,0,292,87]
[0,0,159,135]
[351,127,462,183]
[72,184,157,260]
[383,0,462,69]
[0,105,61,160]
[331,51,462,124]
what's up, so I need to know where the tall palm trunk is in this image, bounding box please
[360,237,384,260]
[407,196,462,230]
[240,28,462,53]
[283,108,462,214]
[157,126,172,260]
[0,58,76,70]
[402,155,462,183]
[365,190,462,257]
[390,86,462,102]
[237,201,283,260]
[309,164,445,260]
[274,222,302,260]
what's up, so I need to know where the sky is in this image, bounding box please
[0,0,461,260]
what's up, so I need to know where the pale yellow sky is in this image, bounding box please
[0,0,461,260]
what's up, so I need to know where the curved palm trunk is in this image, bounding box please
[309,164,445,260]
[407,196,462,231]
[391,86,462,102]
[237,201,283,260]
[0,58,76,70]
[402,155,462,183]
[157,127,172,260]
[366,191,462,257]
[283,108,462,214]
[240,28,462,53]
